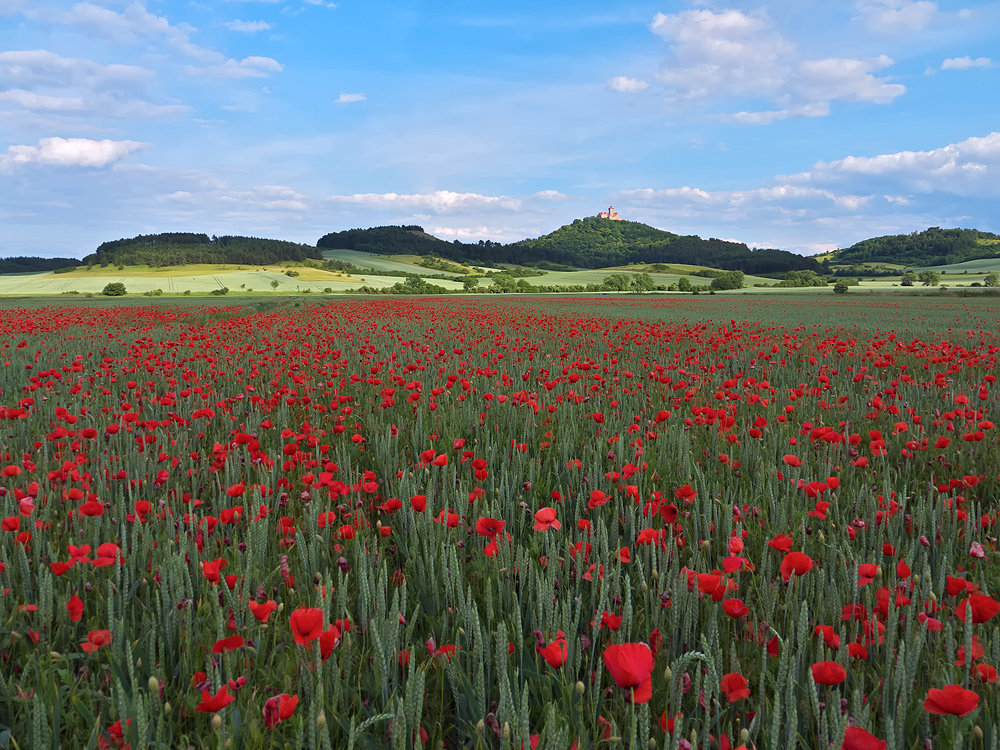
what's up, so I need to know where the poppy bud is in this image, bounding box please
[576,681,585,696]
[502,722,511,740]
[212,714,222,730]
[475,719,485,734]
[975,727,984,740]
[148,677,159,693]
[164,703,171,716]
[318,713,326,729]
[664,666,672,681]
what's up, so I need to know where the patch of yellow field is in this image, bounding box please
[52,264,364,283]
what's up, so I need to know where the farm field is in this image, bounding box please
[0,295,999,750]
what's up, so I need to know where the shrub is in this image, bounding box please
[101,282,127,296]
[210,287,229,296]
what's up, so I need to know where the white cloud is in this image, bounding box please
[532,190,567,201]
[186,56,284,78]
[623,184,873,213]
[224,19,272,32]
[0,88,189,118]
[1,137,145,169]
[718,103,830,125]
[941,56,993,70]
[304,0,338,7]
[335,92,366,103]
[325,190,522,213]
[787,131,1000,196]
[854,0,940,33]
[0,50,152,91]
[649,8,905,121]
[27,2,217,61]
[607,76,648,93]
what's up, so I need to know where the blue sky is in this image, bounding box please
[1,0,998,258]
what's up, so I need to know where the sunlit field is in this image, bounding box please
[1,295,999,750]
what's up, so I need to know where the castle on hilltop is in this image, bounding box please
[597,205,623,221]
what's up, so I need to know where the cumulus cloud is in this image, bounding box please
[186,56,284,78]
[607,76,649,93]
[325,190,522,213]
[941,56,993,70]
[854,0,940,33]
[0,137,145,169]
[335,92,366,103]
[224,19,272,32]
[649,8,905,122]
[787,131,1000,196]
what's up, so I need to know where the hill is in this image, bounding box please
[82,233,323,267]
[320,219,823,275]
[828,227,1000,268]
[0,256,82,274]
[504,217,822,274]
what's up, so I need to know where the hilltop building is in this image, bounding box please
[597,205,623,221]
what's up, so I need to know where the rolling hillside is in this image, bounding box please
[827,227,1000,268]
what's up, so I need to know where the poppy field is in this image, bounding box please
[1,294,1000,750]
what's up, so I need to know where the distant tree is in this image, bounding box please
[601,274,632,292]
[918,270,941,286]
[462,277,480,291]
[102,282,127,296]
[710,270,745,291]
[833,280,850,294]
[985,272,1000,287]
[631,273,655,292]
[270,279,280,290]
[900,272,917,286]
[677,276,693,292]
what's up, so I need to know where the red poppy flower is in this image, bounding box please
[196,686,236,713]
[81,629,112,654]
[319,625,342,663]
[249,600,277,622]
[720,672,750,702]
[780,551,814,581]
[213,635,244,653]
[66,595,84,622]
[289,606,325,645]
[923,684,979,717]
[588,490,609,509]
[782,455,802,467]
[474,517,505,540]
[811,661,847,685]
[767,533,794,553]
[956,594,1000,624]
[538,632,568,668]
[533,507,561,531]
[975,664,998,684]
[603,643,655,704]
[841,726,886,750]
[263,693,298,728]
[722,598,750,618]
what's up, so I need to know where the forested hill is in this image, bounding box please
[317,226,451,255]
[319,219,823,275]
[0,256,82,274]
[506,218,823,273]
[83,233,323,266]
[830,227,1000,267]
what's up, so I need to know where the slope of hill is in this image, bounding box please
[83,233,323,267]
[506,217,823,274]
[319,219,823,275]
[829,227,1000,267]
